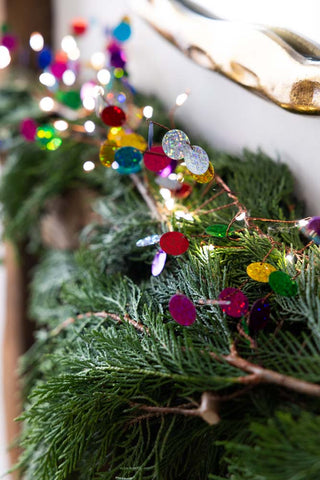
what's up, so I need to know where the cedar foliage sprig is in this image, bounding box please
[1,86,320,479]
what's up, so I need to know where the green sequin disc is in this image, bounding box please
[268,271,298,297]
[55,90,82,110]
[36,124,55,146]
[205,224,235,238]
[99,140,117,167]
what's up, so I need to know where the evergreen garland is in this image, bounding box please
[1,77,320,480]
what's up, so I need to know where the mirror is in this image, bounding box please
[136,0,320,114]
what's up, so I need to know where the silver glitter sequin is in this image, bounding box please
[162,129,189,160]
[136,234,161,247]
[183,144,209,175]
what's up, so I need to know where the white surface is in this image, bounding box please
[187,0,320,45]
[54,0,320,215]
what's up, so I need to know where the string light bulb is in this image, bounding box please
[83,161,95,172]
[82,96,95,110]
[39,97,55,112]
[61,35,77,54]
[143,105,153,119]
[53,120,68,131]
[297,219,309,227]
[175,92,189,106]
[29,32,44,52]
[175,210,194,221]
[39,72,56,87]
[165,198,175,211]
[84,120,95,133]
[159,188,171,200]
[0,46,11,69]
[97,68,111,85]
[67,46,80,61]
[90,52,106,70]
[236,212,246,221]
[62,69,76,86]
[285,253,294,263]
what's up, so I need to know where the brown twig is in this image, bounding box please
[131,403,200,418]
[51,311,148,336]
[130,173,165,222]
[248,217,310,224]
[200,201,238,214]
[215,343,320,397]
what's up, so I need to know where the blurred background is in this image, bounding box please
[1,0,320,477]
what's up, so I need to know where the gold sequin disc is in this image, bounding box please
[247,262,277,283]
[99,140,117,167]
[189,162,214,184]
[120,132,147,151]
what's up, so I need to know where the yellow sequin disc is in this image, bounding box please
[189,162,215,184]
[120,132,147,151]
[99,140,117,167]
[107,127,125,146]
[247,262,277,283]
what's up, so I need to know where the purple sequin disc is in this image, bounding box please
[218,288,249,318]
[151,249,167,276]
[308,216,320,236]
[20,118,37,141]
[249,298,271,332]
[169,294,196,326]
[158,159,178,178]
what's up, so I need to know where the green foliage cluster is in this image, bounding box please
[1,84,320,480]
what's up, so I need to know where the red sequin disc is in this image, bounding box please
[172,183,192,199]
[159,232,189,256]
[144,146,171,172]
[71,18,88,36]
[101,106,126,127]
[218,287,249,318]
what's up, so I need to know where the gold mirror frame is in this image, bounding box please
[135,0,320,114]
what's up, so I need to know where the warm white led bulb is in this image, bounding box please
[175,92,188,106]
[62,69,76,86]
[202,245,215,252]
[0,46,11,69]
[143,105,153,119]
[83,161,95,172]
[97,68,111,85]
[61,35,77,54]
[285,253,294,263]
[39,96,55,112]
[68,46,80,61]
[90,52,106,70]
[236,212,246,221]
[165,198,175,211]
[168,173,178,181]
[84,120,95,133]
[39,72,56,87]
[175,210,194,221]
[159,188,171,200]
[82,96,95,110]
[298,219,309,227]
[112,161,119,170]
[53,120,68,131]
[29,32,44,52]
